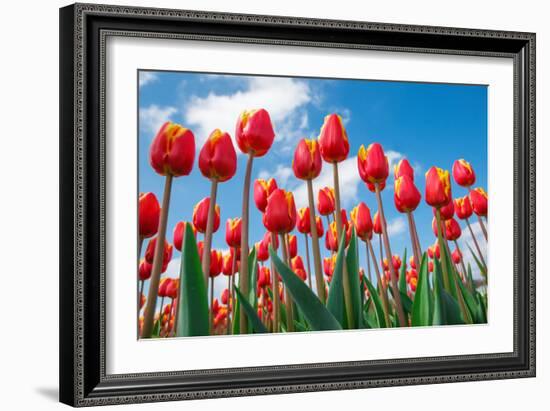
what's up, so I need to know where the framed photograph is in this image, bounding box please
[59,3,536,407]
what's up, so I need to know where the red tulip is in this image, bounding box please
[373,211,382,235]
[444,218,462,241]
[452,159,476,187]
[394,175,421,213]
[287,234,298,258]
[318,113,349,163]
[149,121,195,176]
[292,138,322,180]
[323,255,336,277]
[192,197,220,234]
[253,178,278,212]
[383,255,402,271]
[433,200,455,221]
[313,216,325,237]
[211,298,220,316]
[255,240,269,262]
[222,251,239,276]
[225,218,242,248]
[165,278,179,299]
[235,108,275,157]
[262,189,297,234]
[258,266,271,288]
[144,237,173,272]
[394,158,415,180]
[297,207,311,234]
[357,143,389,185]
[326,220,351,251]
[452,248,462,264]
[350,202,373,241]
[208,249,223,277]
[425,166,452,208]
[454,196,473,220]
[198,129,237,182]
[469,187,488,216]
[428,242,440,259]
[409,255,416,270]
[173,221,196,252]
[138,259,152,281]
[409,277,418,292]
[138,192,160,238]
[365,180,386,193]
[428,261,434,272]
[340,209,349,229]
[197,241,204,260]
[158,278,173,298]
[291,256,307,281]
[221,288,230,305]
[317,187,336,216]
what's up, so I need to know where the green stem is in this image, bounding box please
[281,234,295,332]
[307,179,326,303]
[367,239,391,327]
[466,218,487,269]
[202,179,219,287]
[271,233,281,332]
[304,234,313,289]
[239,154,254,334]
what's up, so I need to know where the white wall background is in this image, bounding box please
[0,0,546,409]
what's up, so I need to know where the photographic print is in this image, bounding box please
[137,70,489,339]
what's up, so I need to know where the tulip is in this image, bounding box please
[373,211,382,235]
[323,255,336,277]
[208,249,223,329]
[292,138,322,180]
[326,220,351,251]
[433,200,455,221]
[427,242,441,259]
[454,196,486,270]
[144,237,172,273]
[192,197,220,234]
[198,129,237,182]
[297,207,311,234]
[142,123,195,338]
[350,202,373,241]
[409,256,416,270]
[253,178,278,213]
[444,218,462,241]
[394,175,423,269]
[225,218,242,248]
[425,166,452,209]
[452,248,462,264]
[428,261,434,272]
[138,192,160,246]
[314,216,324,237]
[409,277,418,292]
[469,187,488,240]
[394,158,415,180]
[139,258,152,281]
[318,113,350,163]
[255,240,269,262]
[222,251,239,276]
[221,288,231,305]
[277,230,296,332]
[287,234,297,259]
[258,266,271,288]
[173,221,196,252]
[263,189,296,234]
[317,187,336,217]
[357,143,389,184]
[291,256,308,281]
[166,279,179,300]
[452,159,476,187]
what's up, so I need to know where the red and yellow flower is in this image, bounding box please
[262,189,297,234]
[235,109,275,157]
[394,175,421,213]
[138,192,160,238]
[225,217,242,248]
[317,187,336,216]
[357,143,389,185]
[469,187,488,216]
[192,197,220,234]
[452,159,476,187]
[350,202,373,241]
[292,139,322,180]
[318,113,349,163]
[149,121,195,176]
[425,166,452,208]
[253,178,278,213]
[198,129,237,182]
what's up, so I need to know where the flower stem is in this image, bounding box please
[202,179,219,288]
[270,232,281,332]
[281,234,295,332]
[364,240,372,283]
[374,183,407,327]
[209,276,214,332]
[453,240,469,288]
[304,234,313,289]
[227,274,232,335]
[239,154,254,334]
[366,239,391,327]
[332,162,355,329]
[307,179,326,303]
[141,174,172,338]
[407,212,421,271]
[466,218,487,270]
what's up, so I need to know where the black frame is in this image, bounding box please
[60,3,536,407]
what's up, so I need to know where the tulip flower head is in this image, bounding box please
[350,202,373,241]
[253,178,278,213]
[255,240,269,262]
[208,249,223,277]
[454,195,473,220]
[469,187,488,216]
[165,279,179,299]
[444,218,462,241]
[318,113,350,163]
[427,242,441,259]
[409,255,416,270]
[158,278,173,298]
[221,288,231,305]
[317,187,336,216]
[425,166,452,208]
[235,109,275,157]
[225,218,242,248]
[198,129,237,182]
[258,266,271,288]
[452,248,462,264]
[192,197,220,234]
[452,159,476,187]
[394,158,415,180]
[139,259,152,281]
[357,143,389,185]
[144,238,173,272]
[326,220,351,251]
[313,216,325,237]
[173,221,196,252]
[287,234,298,258]
[262,189,297,234]
[149,121,195,176]
[297,207,311,234]
[292,138,322,180]
[222,251,239,276]
[138,192,161,238]
[394,175,421,213]
[291,256,307,281]
[434,200,455,221]
[373,211,382,235]
[323,255,337,277]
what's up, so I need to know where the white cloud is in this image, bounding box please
[139,72,158,88]
[387,216,406,237]
[183,77,312,149]
[258,164,294,188]
[139,104,177,135]
[457,220,487,280]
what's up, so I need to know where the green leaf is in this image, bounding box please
[399,248,408,295]
[267,285,287,331]
[440,243,458,299]
[453,268,481,323]
[151,319,161,338]
[475,292,488,323]
[467,244,487,277]
[177,223,209,337]
[364,277,387,328]
[432,258,446,326]
[232,298,240,335]
[411,254,433,326]
[326,231,347,327]
[345,228,363,328]
[270,246,342,331]
[234,286,268,333]
[247,248,258,331]
[442,291,465,325]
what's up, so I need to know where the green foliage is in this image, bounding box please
[411,254,433,326]
[234,286,267,334]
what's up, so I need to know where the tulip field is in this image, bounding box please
[137,74,489,338]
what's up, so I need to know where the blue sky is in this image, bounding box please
[138,70,487,299]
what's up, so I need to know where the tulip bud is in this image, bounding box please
[255,240,269,262]
[211,298,220,315]
[297,207,311,234]
[409,277,418,292]
[165,279,179,299]
[326,220,351,251]
[138,259,152,281]
[225,218,242,248]
[444,218,462,241]
[394,158,415,180]
[198,129,237,182]
[428,242,440,259]
[428,261,434,272]
[365,180,386,193]
[222,251,239,276]
[292,139,322,180]
[221,288,230,305]
[454,196,473,220]
[173,221,196,252]
[409,256,416,269]
[313,216,325,237]
[452,159,476,187]
[384,255,402,271]
[323,255,336,277]
[425,166,452,208]
[357,143,389,185]
[197,241,204,261]
[258,266,271,288]
[373,211,382,235]
[192,197,220,234]
[253,178,278,212]
[291,256,307,281]
[144,237,173,272]
[433,200,455,221]
[149,121,195,176]
[469,187,488,216]
[208,249,223,277]
[262,189,297,234]
[158,278,173,298]
[235,109,275,157]
[287,234,298,258]
[138,192,161,238]
[318,113,349,163]
[452,248,462,264]
[317,187,336,216]
[394,175,421,213]
[350,202,373,241]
